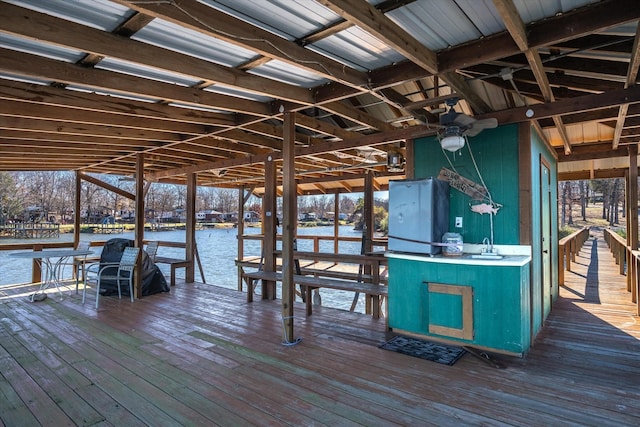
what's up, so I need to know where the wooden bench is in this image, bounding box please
[237,251,387,285]
[153,256,190,286]
[145,240,206,286]
[241,270,387,318]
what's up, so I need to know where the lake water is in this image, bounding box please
[0,225,377,313]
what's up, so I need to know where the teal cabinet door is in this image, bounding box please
[388,258,531,355]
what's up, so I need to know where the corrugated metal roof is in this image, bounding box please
[5,0,133,31]
[0,32,85,63]
[132,19,257,68]
[309,26,406,71]
[65,85,159,103]
[203,85,274,103]
[0,71,52,86]
[95,57,201,87]
[0,0,636,185]
[200,0,340,40]
[513,0,597,23]
[387,0,486,50]
[249,59,328,88]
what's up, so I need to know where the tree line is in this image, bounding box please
[559,178,626,227]
[0,171,370,226]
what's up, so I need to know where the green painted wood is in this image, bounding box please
[414,124,520,245]
[388,257,531,354]
[530,129,559,321]
[429,292,463,329]
[409,123,559,348]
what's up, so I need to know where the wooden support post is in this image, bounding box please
[558,243,565,285]
[74,171,81,248]
[518,123,533,246]
[134,153,145,299]
[363,171,374,314]
[263,156,277,300]
[405,139,414,179]
[237,186,245,292]
[627,146,638,304]
[282,110,296,344]
[185,172,196,283]
[333,191,339,254]
[628,145,638,251]
[31,243,42,283]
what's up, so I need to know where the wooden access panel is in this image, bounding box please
[427,282,474,340]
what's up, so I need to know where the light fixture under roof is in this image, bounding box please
[440,134,465,152]
[386,150,405,172]
[440,125,466,152]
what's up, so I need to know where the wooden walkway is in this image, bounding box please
[0,231,638,426]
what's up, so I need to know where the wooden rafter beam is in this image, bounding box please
[78,172,136,201]
[0,3,314,105]
[0,81,236,127]
[149,124,434,180]
[112,0,368,89]
[317,0,640,107]
[493,0,572,154]
[317,0,436,74]
[0,48,271,117]
[479,84,640,124]
[318,0,491,114]
[613,22,640,149]
[555,142,628,162]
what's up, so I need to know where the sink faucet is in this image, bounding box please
[482,237,492,253]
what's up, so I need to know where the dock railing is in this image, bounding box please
[558,226,589,286]
[236,233,388,310]
[0,222,60,239]
[603,228,639,312]
[239,233,387,255]
[1,239,202,289]
[1,241,99,283]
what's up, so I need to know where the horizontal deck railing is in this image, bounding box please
[0,239,200,288]
[603,228,639,313]
[558,226,589,286]
[239,233,387,253]
[236,233,389,313]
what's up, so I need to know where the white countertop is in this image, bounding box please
[385,244,531,267]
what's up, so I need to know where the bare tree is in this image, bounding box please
[339,196,356,216]
[53,172,76,223]
[609,179,622,225]
[216,189,238,214]
[560,182,567,227]
[198,187,217,211]
[580,180,587,221]
[0,172,21,225]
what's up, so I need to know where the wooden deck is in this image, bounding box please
[1,230,638,426]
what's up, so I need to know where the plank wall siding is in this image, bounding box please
[1,231,638,426]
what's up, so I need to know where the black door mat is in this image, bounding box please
[379,335,466,366]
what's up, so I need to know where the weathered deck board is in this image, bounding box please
[0,230,638,426]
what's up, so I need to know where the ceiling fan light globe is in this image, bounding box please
[440,135,465,152]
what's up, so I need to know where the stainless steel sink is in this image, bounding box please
[468,253,504,260]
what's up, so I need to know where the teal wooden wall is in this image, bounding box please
[411,123,559,342]
[413,124,520,245]
[388,257,531,354]
[529,128,559,332]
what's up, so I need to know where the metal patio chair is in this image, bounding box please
[83,246,139,309]
[72,241,100,293]
[145,240,159,262]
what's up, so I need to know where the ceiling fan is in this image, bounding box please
[438,98,498,151]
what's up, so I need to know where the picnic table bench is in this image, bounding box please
[240,270,387,318]
[236,251,388,318]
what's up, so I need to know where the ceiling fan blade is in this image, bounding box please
[463,118,498,137]
[453,114,476,127]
